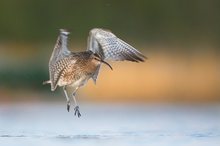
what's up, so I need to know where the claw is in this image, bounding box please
[67,101,70,112]
[74,106,81,118]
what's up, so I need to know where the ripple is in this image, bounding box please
[190,132,219,138]
[0,134,26,138]
[56,134,102,139]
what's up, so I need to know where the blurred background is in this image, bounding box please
[1,1,220,146]
[0,0,219,103]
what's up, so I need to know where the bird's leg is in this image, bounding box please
[63,86,70,112]
[72,88,81,117]
[73,93,81,117]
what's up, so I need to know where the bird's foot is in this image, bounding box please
[74,106,81,118]
[67,101,70,112]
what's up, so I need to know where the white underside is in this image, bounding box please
[72,77,88,88]
[61,76,90,92]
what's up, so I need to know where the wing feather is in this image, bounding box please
[92,64,101,84]
[49,58,70,91]
[87,28,146,62]
[49,29,70,65]
[48,29,71,91]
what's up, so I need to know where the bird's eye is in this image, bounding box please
[94,57,99,61]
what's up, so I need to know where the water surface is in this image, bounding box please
[0,103,220,146]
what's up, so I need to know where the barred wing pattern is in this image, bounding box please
[49,29,71,91]
[87,28,146,62]
[49,58,71,91]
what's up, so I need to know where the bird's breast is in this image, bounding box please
[69,75,89,89]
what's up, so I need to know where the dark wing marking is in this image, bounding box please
[87,28,146,62]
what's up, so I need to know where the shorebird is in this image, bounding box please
[43,28,146,117]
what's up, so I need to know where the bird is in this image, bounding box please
[43,28,146,117]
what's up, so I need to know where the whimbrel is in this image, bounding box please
[43,28,146,117]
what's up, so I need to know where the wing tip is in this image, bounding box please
[43,80,57,91]
[126,51,147,62]
[139,53,148,60]
[43,80,51,85]
[60,28,70,35]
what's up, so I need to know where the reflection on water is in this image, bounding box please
[0,103,220,146]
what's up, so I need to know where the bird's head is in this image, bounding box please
[92,53,113,70]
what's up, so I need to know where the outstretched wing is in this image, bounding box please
[87,28,146,62]
[48,29,71,91]
[49,29,71,66]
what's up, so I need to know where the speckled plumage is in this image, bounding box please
[44,28,146,117]
[49,51,99,91]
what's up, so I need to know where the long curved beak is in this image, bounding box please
[100,60,113,70]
